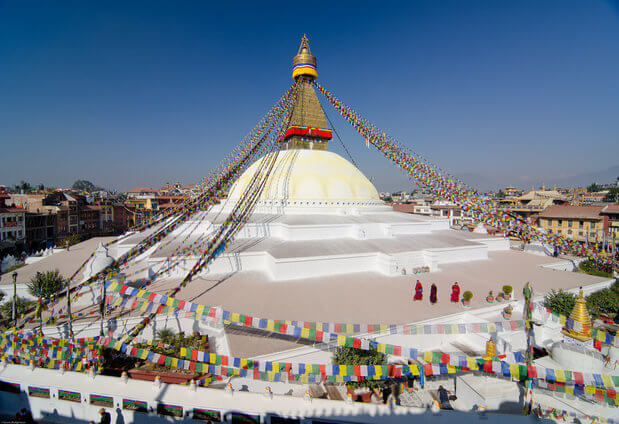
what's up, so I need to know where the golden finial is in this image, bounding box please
[292,34,317,80]
[561,288,592,342]
[485,337,496,358]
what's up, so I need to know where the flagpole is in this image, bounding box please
[66,278,73,338]
[100,279,106,337]
[523,282,534,415]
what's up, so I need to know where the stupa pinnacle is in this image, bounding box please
[292,34,317,80]
[281,35,333,151]
[561,288,592,342]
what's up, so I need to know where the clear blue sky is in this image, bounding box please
[1,1,618,192]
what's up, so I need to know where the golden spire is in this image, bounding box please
[485,337,496,358]
[292,34,318,80]
[561,288,592,342]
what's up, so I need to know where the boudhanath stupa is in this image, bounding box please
[1,36,616,424]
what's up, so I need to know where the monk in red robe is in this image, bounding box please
[414,280,423,301]
[450,282,460,302]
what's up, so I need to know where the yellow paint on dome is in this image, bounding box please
[227,150,380,203]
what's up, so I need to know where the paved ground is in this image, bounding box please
[11,235,610,359]
[135,250,609,357]
[0,237,116,286]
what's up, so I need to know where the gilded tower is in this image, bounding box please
[281,35,333,151]
[561,288,592,343]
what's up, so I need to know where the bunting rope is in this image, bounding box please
[313,81,616,273]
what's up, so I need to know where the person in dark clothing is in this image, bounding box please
[20,408,34,424]
[430,284,437,304]
[437,385,452,409]
[99,408,111,424]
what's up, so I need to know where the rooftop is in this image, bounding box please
[538,205,604,220]
[125,187,158,193]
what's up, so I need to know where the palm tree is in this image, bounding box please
[27,269,65,300]
[156,328,175,343]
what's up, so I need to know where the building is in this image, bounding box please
[581,191,609,204]
[503,186,521,197]
[24,211,57,250]
[600,204,619,247]
[0,189,26,250]
[499,185,569,220]
[537,205,604,243]
[124,197,159,226]
[125,186,159,199]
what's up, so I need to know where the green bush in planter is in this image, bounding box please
[463,291,473,301]
[503,285,513,295]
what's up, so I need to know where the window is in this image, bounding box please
[567,221,572,227]
[579,220,584,228]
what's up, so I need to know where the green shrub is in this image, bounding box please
[0,297,35,320]
[586,287,619,319]
[463,291,473,301]
[27,270,65,300]
[543,290,576,317]
[579,260,613,278]
[502,285,513,295]
[333,346,387,389]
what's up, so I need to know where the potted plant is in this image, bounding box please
[503,285,513,300]
[496,292,504,302]
[486,291,494,303]
[503,304,513,320]
[462,291,473,307]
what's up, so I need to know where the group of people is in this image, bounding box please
[11,409,34,423]
[413,280,461,304]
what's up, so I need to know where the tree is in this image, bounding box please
[496,190,506,199]
[333,346,387,389]
[586,287,618,319]
[19,180,31,191]
[603,187,619,203]
[543,289,576,316]
[586,183,602,193]
[72,180,96,192]
[26,270,65,300]
[0,297,35,320]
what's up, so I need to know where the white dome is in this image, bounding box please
[227,149,382,207]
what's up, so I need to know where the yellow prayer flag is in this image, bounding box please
[509,364,520,379]
[555,369,566,383]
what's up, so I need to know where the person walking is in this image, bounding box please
[450,282,460,303]
[414,280,423,301]
[99,408,111,424]
[430,283,437,304]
